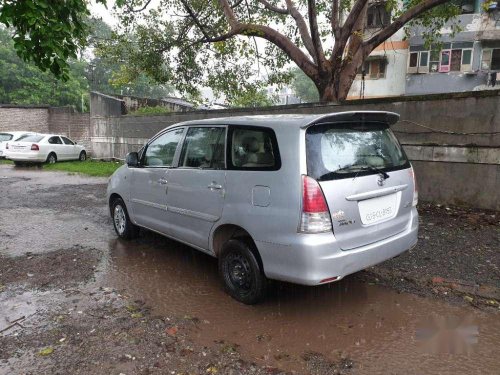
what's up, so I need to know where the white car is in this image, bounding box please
[0,131,37,159]
[6,133,87,165]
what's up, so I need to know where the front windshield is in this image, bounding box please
[306,122,409,181]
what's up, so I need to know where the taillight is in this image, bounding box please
[31,144,39,151]
[409,166,418,206]
[299,175,332,233]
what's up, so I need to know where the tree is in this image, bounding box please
[0,27,89,110]
[291,67,319,103]
[2,0,461,103]
[231,85,277,107]
[105,0,460,103]
[0,0,102,79]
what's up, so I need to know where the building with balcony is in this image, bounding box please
[348,2,409,99]
[405,1,500,94]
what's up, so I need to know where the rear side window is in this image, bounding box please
[17,135,44,143]
[228,127,280,170]
[48,136,63,144]
[180,127,225,169]
[144,128,184,167]
[0,133,13,141]
[306,122,409,181]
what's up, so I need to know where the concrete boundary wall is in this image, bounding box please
[89,90,498,210]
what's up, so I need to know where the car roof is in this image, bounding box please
[171,111,400,129]
[0,131,37,136]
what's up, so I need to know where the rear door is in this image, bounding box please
[165,126,226,250]
[306,122,414,250]
[47,136,65,159]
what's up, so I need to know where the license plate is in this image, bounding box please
[358,193,398,225]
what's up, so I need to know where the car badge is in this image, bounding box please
[377,174,386,186]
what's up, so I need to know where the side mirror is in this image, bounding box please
[126,152,139,167]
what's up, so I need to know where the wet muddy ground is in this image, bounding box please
[0,165,499,374]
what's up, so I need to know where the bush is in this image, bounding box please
[128,106,171,116]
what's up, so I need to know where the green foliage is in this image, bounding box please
[43,160,122,177]
[128,106,172,116]
[0,0,463,103]
[0,27,89,110]
[0,0,104,79]
[290,68,319,103]
[230,86,276,108]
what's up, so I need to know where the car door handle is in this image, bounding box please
[208,182,222,190]
[158,178,168,185]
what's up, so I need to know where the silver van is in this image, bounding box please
[107,111,418,304]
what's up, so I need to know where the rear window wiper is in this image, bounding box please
[317,164,390,181]
[360,165,390,179]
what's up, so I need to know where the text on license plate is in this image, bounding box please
[358,193,398,225]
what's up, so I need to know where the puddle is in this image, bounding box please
[102,233,500,374]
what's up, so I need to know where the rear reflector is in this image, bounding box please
[320,276,338,284]
[409,166,418,206]
[299,175,332,233]
[31,144,39,151]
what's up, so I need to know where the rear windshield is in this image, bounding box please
[0,133,13,141]
[17,134,44,143]
[306,122,409,181]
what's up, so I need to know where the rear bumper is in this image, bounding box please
[256,208,418,286]
[7,152,46,162]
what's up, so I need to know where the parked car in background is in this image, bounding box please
[6,133,86,165]
[0,131,37,159]
[107,111,419,304]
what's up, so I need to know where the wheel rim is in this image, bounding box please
[113,204,126,235]
[49,155,56,164]
[226,253,253,292]
[80,153,86,161]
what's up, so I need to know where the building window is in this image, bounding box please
[366,3,391,28]
[358,58,387,79]
[481,49,500,70]
[408,51,428,73]
[409,45,473,74]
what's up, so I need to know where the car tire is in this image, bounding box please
[13,161,24,167]
[111,198,139,240]
[46,153,57,164]
[219,239,267,305]
[79,151,86,161]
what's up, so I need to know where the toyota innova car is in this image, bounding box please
[107,111,418,304]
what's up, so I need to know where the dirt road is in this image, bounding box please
[1,165,499,374]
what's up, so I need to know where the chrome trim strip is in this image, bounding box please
[131,198,166,210]
[168,205,218,222]
[345,184,408,201]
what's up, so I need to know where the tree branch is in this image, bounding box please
[364,0,450,49]
[330,0,368,64]
[256,0,288,14]
[307,0,325,65]
[216,0,318,78]
[284,0,317,62]
[331,0,340,40]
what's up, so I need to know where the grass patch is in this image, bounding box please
[0,159,13,164]
[43,160,123,177]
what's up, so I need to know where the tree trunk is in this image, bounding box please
[315,68,358,103]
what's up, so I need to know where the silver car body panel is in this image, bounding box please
[107,111,418,286]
